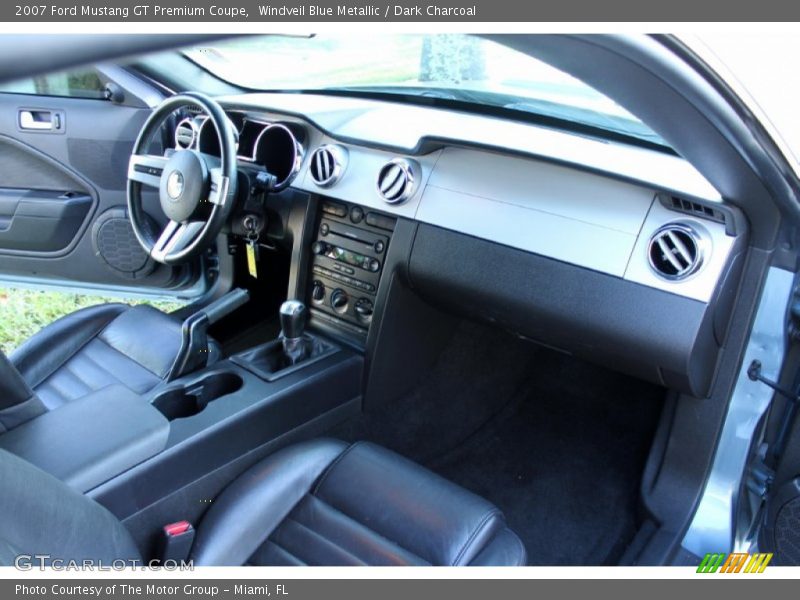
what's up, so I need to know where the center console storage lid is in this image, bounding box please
[0,384,168,493]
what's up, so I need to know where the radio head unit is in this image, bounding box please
[307,200,395,342]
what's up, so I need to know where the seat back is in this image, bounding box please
[0,448,140,566]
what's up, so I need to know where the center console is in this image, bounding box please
[2,290,366,558]
[307,199,396,344]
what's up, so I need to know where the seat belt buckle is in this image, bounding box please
[157,520,195,563]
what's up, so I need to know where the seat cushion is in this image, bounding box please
[191,439,527,566]
[10,303,218,410]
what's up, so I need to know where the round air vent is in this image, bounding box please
[309,144,347,187]
[174,118,197,150]
[648,222,707,280]
[376,158,418,204]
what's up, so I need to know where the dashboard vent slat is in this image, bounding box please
[669,196,726,224]
[309,144,347,187]
[382,168,404,195]
[648,222,706,281]
[376,158,418,204]
[174,118,197,150]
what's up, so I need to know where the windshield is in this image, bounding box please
[183,34,667,148]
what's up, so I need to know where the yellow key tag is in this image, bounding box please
[246,242,258,279]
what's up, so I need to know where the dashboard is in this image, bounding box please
[172,94,746,398]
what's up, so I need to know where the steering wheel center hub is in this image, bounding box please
[166,170,184,199]
[159,150,208,222]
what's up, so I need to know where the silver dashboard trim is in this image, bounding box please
[624,201,734,303]
[232,101,736,303]
[221,92,721,203]
[174,117,197,150]
[309,144,348,188]
[414,147,652,278]
[295,142,736,299]
[296,133,440,220]
[376,157,418,204]
[646,221,709,281]
[252,122,304,191]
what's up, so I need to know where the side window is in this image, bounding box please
[0,68,106,100]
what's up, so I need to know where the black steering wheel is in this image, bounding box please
[127,92,238,265]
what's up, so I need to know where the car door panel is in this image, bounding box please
[0,187,92,253]
[0,92,201,295]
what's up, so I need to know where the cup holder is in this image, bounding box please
[152,371,243,420]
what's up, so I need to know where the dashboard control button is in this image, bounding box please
[321,202,347,218]
[320,223,330,236]
[367,258,381,272]
[333,263,355,275]
[350,206,365,223]
[330,289,349,314]
[312,241,329,255]
[374,240,385,254]
[365,212,397,231]
[311,280,325,304]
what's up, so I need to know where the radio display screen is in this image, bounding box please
[325,246,369,269]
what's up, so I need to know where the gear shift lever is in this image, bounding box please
[279,300,308,365]
[230,299,337,380]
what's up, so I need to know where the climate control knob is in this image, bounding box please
[354,298,374,324]
[311,280,325,304]
[330,288,349,314]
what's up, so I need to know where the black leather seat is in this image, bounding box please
[0,439,527,566]
[8,303,218,412]
[193,439,527,565]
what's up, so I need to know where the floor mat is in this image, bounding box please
[333,319,664,565]
[332,320,536,463]
[428,345,665,565]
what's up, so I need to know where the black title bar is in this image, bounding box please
[4,0,800,21]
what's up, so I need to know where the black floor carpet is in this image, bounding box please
[332,320,536,463]
[333,320,665,565]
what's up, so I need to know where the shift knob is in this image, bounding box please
[279,300,307,340]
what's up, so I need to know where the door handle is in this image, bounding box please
[19,109,62,131]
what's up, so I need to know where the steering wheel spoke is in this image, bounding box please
[128,154,168,188]
[151,220,205,263]
[207,167,230,206]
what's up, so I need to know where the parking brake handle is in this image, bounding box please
[167,288,250,382]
